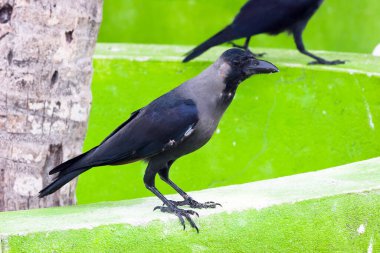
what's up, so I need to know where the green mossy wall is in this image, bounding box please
[76,44,380,204]
[98,0,380,54]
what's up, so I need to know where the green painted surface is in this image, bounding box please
[98,0,380,54]
[2,157,379,235]
[2,193,380,252]
[76,44,380,204]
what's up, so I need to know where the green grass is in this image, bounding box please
[4,192,380,252]
[75,44,380,204]
[98,0,380,54]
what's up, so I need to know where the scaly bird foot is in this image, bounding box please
[154,205,199,232]
[308,59,346,65]
[169,197,222,209]
[251,52,266,58]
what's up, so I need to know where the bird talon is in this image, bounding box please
[154,204,199,232]
[228,42,242,48]
[186,210,200,217]
[173,198,223,209]
[308,59,346,65]
[253,52,266,58]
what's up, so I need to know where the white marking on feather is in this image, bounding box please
[184,126,195,137]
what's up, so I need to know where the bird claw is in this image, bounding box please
[228,41,243,48]
[228,42,266,58]
[251,52,266,58]
[308,59,346,65]
[169,198,222,209]
[154,205,199,232]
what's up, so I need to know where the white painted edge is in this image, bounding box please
[94,54,380,78]
[93,43,380,77]
[1,157,379,236]
[373,44,380,57]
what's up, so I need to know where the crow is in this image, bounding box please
[183,0,345,65]
[39,49,279,232]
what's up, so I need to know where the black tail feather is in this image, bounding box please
[39,167,90,198]
[183,25,237,62]
[39,148,98,198]
[49,147,96,175]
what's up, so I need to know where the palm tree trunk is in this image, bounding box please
[0,0,103,211]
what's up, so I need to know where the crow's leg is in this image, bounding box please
[244,36,251,49]
[144,162,199,232]
[158,164,221,209]
[293,26,345,65]
[229,37,266,57]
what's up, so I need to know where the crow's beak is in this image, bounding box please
[244,59,279,75]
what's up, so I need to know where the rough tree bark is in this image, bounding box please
[0,0,103,211]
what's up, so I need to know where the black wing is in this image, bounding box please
[100,109,141,145]
[84,94,199,166]
[41,93,199,197]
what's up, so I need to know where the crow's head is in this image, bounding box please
[217,48,278,87]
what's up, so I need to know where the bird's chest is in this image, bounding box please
[162,124,214,160]
[193,117,219,144]
[164,88,235,159]
[189,92,234,145]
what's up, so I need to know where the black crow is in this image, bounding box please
[39,49,279,231]
[183,0,345,65]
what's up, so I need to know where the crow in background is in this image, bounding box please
[39,49,278,231]
[183,0,345,65]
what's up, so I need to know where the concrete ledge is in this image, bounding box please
[1,158,380,252]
